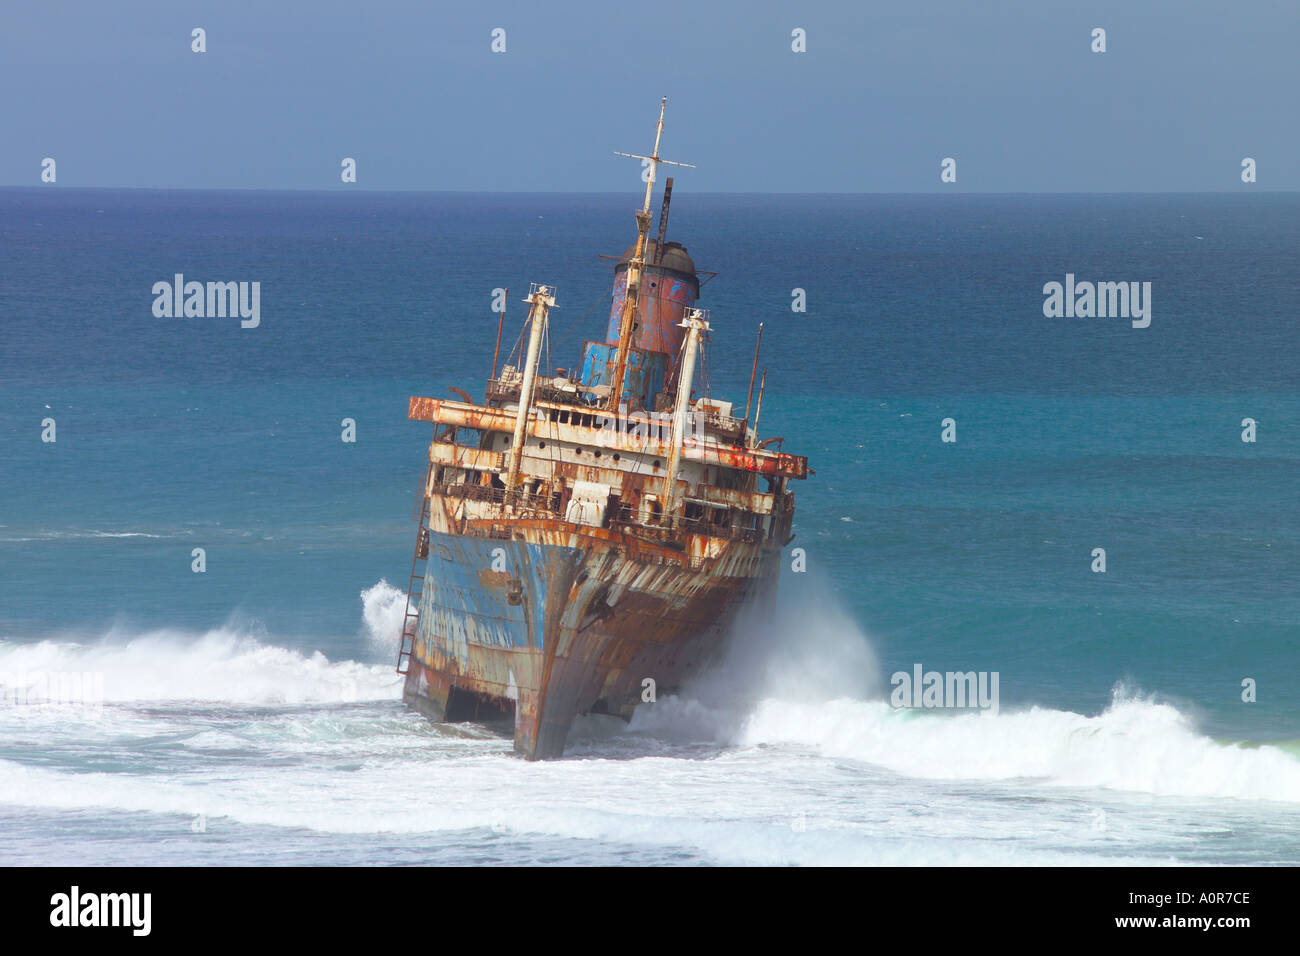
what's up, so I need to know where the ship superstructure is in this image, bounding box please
[396,99,810,758]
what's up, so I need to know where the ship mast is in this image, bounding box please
[504,284,555,507]
[662,307,710,525]
[608,97,693,412]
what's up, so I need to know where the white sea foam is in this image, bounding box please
[734,693,1300,803]
[1,583,1297,865]
[0,628,401,706]
[0,579,408,710]
[0,751,1163,865]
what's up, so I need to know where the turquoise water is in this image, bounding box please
[2,189,1298,864]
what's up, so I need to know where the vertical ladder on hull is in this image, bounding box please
[396,467,432,675]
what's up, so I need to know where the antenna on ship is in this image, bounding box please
[490,287,508,386]
[743,322,763,445]
[606,97,694,412]
[654,177,674,263]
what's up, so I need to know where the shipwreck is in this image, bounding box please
[396,99,810,758]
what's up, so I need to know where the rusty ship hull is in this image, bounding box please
[395,99,809,759]
[403,518,784,760]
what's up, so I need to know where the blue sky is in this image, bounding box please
[1,0,1295,191]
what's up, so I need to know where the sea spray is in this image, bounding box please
[360,579,407,662]
[626,577,881,743]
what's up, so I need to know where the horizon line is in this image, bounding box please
[1,185,1293,197]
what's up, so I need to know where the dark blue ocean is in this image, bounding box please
[2,188,1298,865]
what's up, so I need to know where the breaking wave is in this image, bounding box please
[0,580,414,708]
[4,576,1297,811]
[628,582,1300,804]
[0,626,401,706]
[734,692,1300,803]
